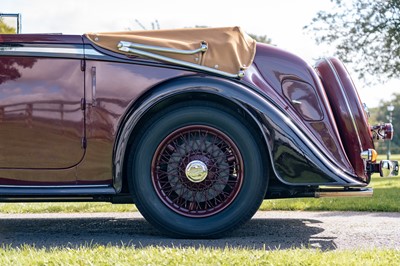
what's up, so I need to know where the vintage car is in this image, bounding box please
[0,26,398,238]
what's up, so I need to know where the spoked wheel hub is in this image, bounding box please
[152,125,244,217]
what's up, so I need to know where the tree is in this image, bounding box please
[0,18,16,34]
[306,0,400,81]
[0,58,37,85]
[194,26,272,44]
[248,33,272,44]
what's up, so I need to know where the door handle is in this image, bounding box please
[91,66,97,107]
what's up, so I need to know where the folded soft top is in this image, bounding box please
[85,26,256,76]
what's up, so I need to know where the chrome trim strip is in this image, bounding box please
[118,41,208,55]
[84,47,106,57]
[0,46,84,57]
[2,197,94,201]
[0,45,106,60]
[118,46,244,79]
[291,99,302,105]
[0,185,116,197]
[324,58,363,151]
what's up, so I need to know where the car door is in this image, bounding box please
[0,35,85,169]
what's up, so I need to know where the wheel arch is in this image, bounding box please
[112,75,272,194]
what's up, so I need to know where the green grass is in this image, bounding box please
[260,175,400,212]
[0,155,398,214]
[260,154,400,212]
[0,245,399,266]
[0,202,137,214]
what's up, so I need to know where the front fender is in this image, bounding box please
[113,75,364,192]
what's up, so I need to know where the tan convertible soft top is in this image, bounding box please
[85,26,256,76]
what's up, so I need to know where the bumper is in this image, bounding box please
[362,149,399,177]
[315,187,373,198]
[374,160,399,177]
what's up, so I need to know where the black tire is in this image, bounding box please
[127,101,268,238]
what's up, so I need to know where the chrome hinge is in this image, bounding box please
[81,59,86,71]
[80,98,86,110]
[81,137,87,149]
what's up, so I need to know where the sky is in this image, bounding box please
[1,0,399,107]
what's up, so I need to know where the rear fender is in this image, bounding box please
[315,58,374,181]
[113,75,365,192]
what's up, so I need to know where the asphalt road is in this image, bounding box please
[0,211,399,250]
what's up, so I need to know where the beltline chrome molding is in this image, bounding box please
[0,46,84,58]
[324,58,363,152]
[0,45,107,59]
[84,47,106,57]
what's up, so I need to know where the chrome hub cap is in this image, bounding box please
[185,160,208,183]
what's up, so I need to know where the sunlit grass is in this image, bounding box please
[260,154,400,212]
[260,175,400,212]
[0,245,399,266]
[0,202,136,214]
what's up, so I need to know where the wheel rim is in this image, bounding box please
[151,125,244,217]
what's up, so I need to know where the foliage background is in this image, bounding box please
[0,18,16,33]
[307,0,400,155]
[306,0,400,82]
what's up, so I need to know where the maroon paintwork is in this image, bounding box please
[316,58,374,181]
[0,57,84,169]
[245,44,354,175]
[0,34,193,185]
[79,60,193,185]
[0,33,388,186]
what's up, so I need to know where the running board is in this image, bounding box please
[0,185,116,202]
[315,187,373,198]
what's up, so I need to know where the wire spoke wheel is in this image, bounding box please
[152,125,243,217]
[129,102,268,237]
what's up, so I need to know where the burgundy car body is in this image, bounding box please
[0,28,398,237]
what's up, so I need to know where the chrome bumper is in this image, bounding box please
[315,187,373,198]
[379,160,399,177]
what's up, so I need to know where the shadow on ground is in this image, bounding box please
[0,216,336,250]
